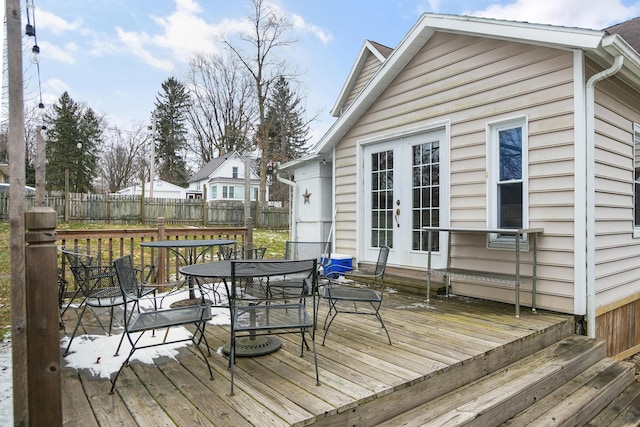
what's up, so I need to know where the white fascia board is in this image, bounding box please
[279,153,322,171]
[421,14,604,49]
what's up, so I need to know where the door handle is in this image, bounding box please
[394,208,400,227]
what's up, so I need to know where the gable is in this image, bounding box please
[331,40,392,117]
[306,14,640,159]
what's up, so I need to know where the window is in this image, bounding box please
[223,186,235,199]
[412,140,440,252]
[634,124,640,232]
[232,167,238,179]
[370,150,393,248]
[252,187,258,201]
[488,117,528,240]
[211,186,217,199]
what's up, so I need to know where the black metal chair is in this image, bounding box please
[218,246,267,260]
[321,245,391,345]
[110,255,213,394]
[61,247,155,356]
[227,259,319,395]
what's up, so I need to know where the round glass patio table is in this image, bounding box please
[180,260,284,357]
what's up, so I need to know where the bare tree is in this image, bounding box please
[186,53,257,165]
[223,0,296,205]
[100,121,149,193]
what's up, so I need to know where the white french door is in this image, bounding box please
[361,128,448,268]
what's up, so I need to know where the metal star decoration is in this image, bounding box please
[303,189,311,204]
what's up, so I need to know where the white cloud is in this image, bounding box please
[116,27,175,71]
[467,0,640,29]
[39,40,77,64]
[34,9,82,35]
[43,78,69,94]
[291,14,333,44]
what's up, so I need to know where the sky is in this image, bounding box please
[5,0,640,147]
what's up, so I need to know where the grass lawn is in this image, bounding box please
[0,222,290,340]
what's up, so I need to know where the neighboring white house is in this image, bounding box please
[117,179,187,198]
[187,152,266,202]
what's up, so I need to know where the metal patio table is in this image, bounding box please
[141,239,236,301]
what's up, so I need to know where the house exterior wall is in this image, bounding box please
[335,31,579,313]
[345,52,383,108]
[590,63,640,309]
[292,161,334,242]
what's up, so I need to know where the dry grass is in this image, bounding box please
[0,222,288,339]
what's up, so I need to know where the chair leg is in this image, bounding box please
[110,344,137,394]
[372,303,392,345]
[229,333,236,396]
[322,308,339,346]
[63,303,89,356]
[191,321,213,380]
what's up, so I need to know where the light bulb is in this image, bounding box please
[30,45,40,64]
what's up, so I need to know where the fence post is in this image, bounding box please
[245,216,254,259]
[202,184,207,227]
[64,169,70,222]
[25,207,62,425]
[140,187,146,225]
[156,217,166,283]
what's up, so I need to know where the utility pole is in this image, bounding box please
[35,126,46,206]
[6,0,28,424]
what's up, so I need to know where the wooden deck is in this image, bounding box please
[59,289,573,426]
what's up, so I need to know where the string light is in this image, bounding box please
[25,0,45,128]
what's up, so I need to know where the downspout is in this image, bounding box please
[585,55,623,338]
[277,172,297,241]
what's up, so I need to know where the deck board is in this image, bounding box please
[60,289,573,426]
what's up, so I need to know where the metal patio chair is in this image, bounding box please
[60,246,130,355]
[109,255,213,393]
[321,245,391,345]
[218,246,267,260]
[227,258,319,395]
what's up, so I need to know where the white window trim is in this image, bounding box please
[486,116,529,248]
[633,123,640,238]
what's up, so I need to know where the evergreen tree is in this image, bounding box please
[153,77,190,187]
[46,92,102,192]
[263,76,310,203]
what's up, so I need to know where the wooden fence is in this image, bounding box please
[57,220,250,296]
[0,193,289,228]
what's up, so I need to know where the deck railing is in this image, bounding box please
[57,217,248,295]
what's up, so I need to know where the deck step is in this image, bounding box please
[586,381,640,426]
[376,336,615,427]
[501,358,635,426]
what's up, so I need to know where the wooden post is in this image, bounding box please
[35,126,46,207]
[202,184,207,226]
[245,216,254,259]
[156,217,166,283]
[6,0,28,424]
[25,207,62,425]
[140,180,146,225]
[64,168,70,222]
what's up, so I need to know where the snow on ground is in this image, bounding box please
[0,287,231,425]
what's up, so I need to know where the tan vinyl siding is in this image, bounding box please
[590,58,640,308]
[335,31,578,312]
[344,52,383,108]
